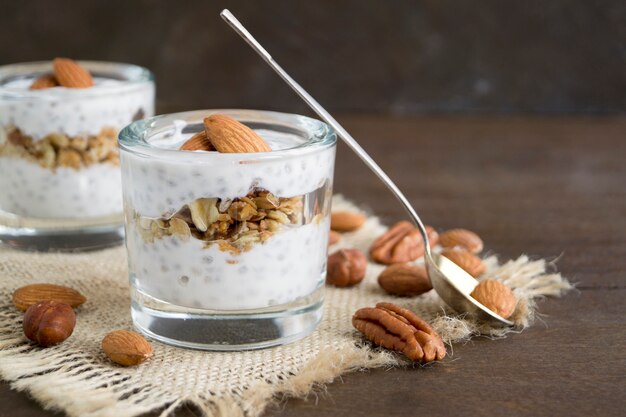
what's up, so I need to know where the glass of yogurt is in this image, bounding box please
[0,60,154,250]
[119,109,336,350]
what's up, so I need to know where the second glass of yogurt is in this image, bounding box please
[119,109,336,349]
[0,60,154,250]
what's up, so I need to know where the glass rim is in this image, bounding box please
[118,109,337,162]
[0,60,154,100]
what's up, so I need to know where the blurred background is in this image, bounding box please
[2,0,624,115]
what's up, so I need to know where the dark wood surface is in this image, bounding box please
[2,0,625,114]
[2,115,625,417]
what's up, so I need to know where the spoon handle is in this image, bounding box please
[220,9,431,250]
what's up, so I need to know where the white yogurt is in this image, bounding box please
[121,130,335,218]
[0,157,122,218]
[121,114,336,311]
[0,77,155,140]
[0,66,154,219]
[127,219,329,310]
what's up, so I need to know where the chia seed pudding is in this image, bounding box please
[0,61,155,219]
[120,110,336,313]
[119,110,336,348]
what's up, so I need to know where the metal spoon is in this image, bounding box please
[220,9,513,326]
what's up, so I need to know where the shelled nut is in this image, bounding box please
[23,301,76,347]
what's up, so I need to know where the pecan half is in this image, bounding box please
[352,302,446,362]
[369,221,438,264]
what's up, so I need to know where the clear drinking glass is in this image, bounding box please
[0,61,154,250]
[119,109,337,350]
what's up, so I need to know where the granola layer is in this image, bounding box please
[0,126,119,170]
[134,188,326,254]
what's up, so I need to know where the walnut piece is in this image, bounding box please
[352,302,446,362]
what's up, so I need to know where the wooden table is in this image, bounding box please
[2,115,624,417]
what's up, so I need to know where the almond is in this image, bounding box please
[470,279,516,319]
[12,283,87,312]
[378,263,432,296]
[440,249,486,278]
[204,114,271,153]
[330,211,366,232]
[102,330,153,366]
[180,130,216,151]
[439,228,483,254]
[53,58,94,88]
[30,74,58,90]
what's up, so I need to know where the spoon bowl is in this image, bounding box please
[425,252,514,325]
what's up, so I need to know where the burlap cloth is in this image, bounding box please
[0,196,572,417]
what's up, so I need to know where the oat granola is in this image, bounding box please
[0,126,119,170]
[134,188,318,254]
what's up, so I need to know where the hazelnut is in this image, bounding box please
[326,249,367,287]
[23,300,76,347]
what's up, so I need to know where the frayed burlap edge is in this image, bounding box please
[0,195,573,417]
[155,258,572,417]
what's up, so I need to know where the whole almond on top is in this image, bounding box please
[12,283,87,311]
[204,114,271,153]
[378,263,432,296]
[470,279,516,319]
[180,130,216,151]
[439,228,483,254]
[53,58,94,88]
[440,249,485,278]
[30,74,59,90]
[330,211,366,232]
[102,330,153,366]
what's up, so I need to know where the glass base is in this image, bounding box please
[131,286,324,351]
[0,211,124,251]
